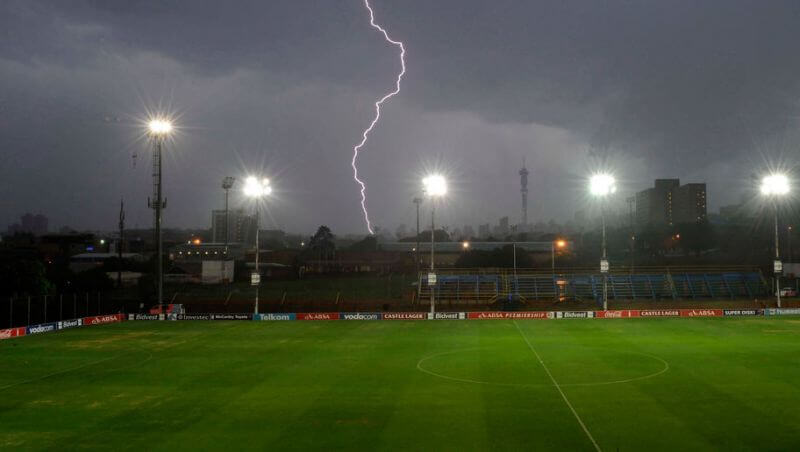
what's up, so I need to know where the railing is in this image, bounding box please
[418,267,770,303]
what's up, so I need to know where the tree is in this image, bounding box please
[309,225,336,260]
[348,235,378,252]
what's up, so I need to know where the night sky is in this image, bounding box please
[2,0,800,234]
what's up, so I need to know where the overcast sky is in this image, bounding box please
[2,0,800,235]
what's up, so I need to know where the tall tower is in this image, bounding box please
[519,158,529,227]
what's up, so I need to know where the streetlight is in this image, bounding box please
[147,118,172,310]
[423,174,447,315]
[552,239,566,275]
[243,176,272,315]
[552,239,567,301]
[760,173,790,307]
[589,173,616,310]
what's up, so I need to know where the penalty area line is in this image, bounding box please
[513,320,602,452]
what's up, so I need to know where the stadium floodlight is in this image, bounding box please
[761,173,790,307]
[148,119,172,136]
[243,176,272,315]
[462,241,470,250]
[422,174,447,197]
[589,173,617,310]
[422,174,447,315]
[243,176,271,198]
[760,174,790,196]
[589,173,617,197]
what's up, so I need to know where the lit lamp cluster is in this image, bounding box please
[147,118,173,309]
[760,173,790,307]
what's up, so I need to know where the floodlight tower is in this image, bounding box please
[147,119,172,308]
[243,176,272,315]
[222,177,236,247]
[423,175,447,315]
[760,173,790,307]
[413,197,422,278]
[589,173,617,310]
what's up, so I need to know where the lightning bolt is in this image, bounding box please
[352,0,406,234]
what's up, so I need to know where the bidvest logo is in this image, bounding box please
[560,311,589,319]
[58,319,82,329]
[342,313,380,320]
[430,312,463,320]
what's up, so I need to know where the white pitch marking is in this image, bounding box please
[514,320,602,452]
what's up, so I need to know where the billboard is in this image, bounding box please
[341,313,381,320]
[27,322,58,335]
[382,312,426,320]
[254,313,296,321]
[296,313,340,320]
[0,327,26,340]
[467,311,552,319]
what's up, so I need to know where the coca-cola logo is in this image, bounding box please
[0,329,12,339]
[601,311,624,318]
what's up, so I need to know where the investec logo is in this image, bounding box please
[342,313,379,320]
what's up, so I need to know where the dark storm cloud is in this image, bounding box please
[1,0,800,234]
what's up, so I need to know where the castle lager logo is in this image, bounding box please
[382,312,425,320]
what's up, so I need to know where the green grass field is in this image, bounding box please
[2,318,800,450]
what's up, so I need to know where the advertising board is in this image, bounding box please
[58,319,83,329]
[341,313,381,320]
[637,310,680,317]
[680,309,723,317]
[83,314,125,326]
[723,309,762,316]
[0,327,26,340]
[210,314,252,320]
[254,313,296,321]
[27,322,58,335]
[467,311,552,319]
[594,310,633,318]
[382,312,426,320]
[765,308,800,316]
[556,311,593,319]
[296,313,340,320]
[128,314,163,321]
[428,312,466,320]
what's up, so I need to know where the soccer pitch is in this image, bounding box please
[2,318,800,450]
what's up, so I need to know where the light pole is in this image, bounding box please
[423,175,447,315]
[147,119,172,309]
[243,176,272,315]
[413,197,422,278]
[589,174,617,310]
[221,177,236,284]
[760,174,790,308]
